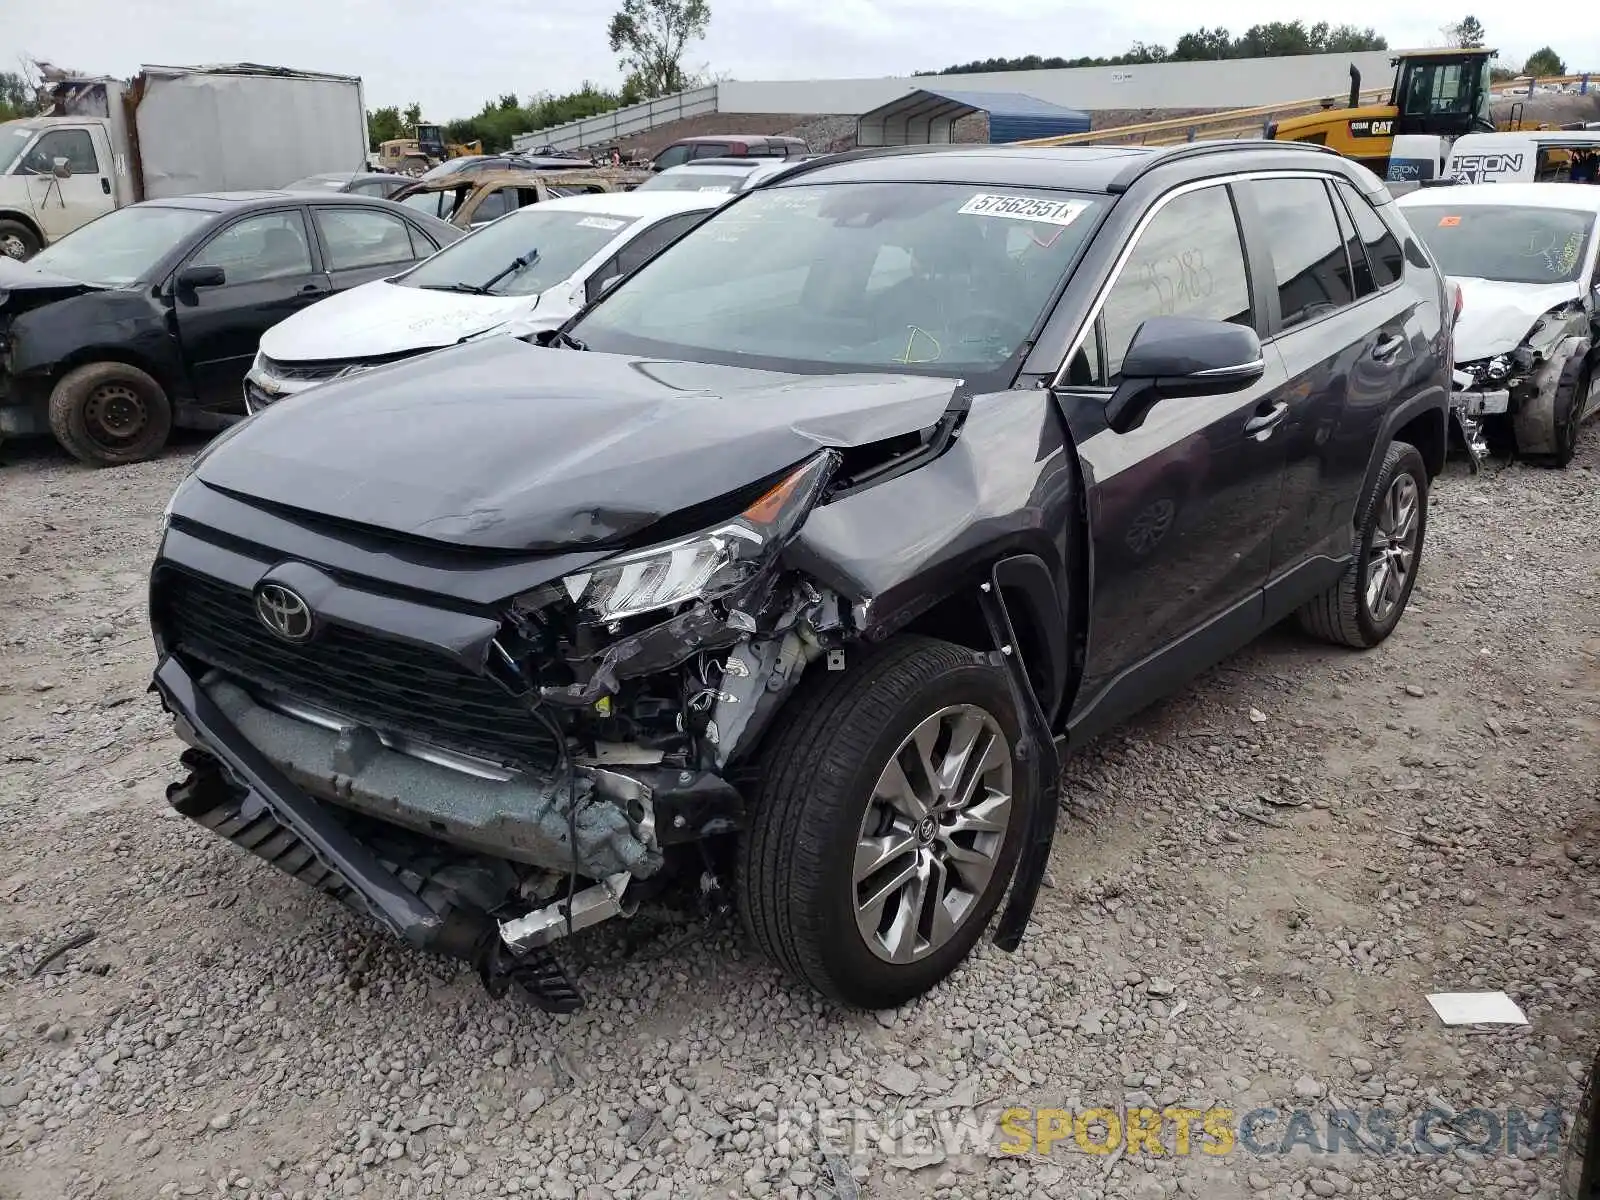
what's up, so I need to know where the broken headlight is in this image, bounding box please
[560,453,835,623]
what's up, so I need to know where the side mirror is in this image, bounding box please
[1104,316,1265,434]
[51,157,72,179]
[176,265,227,291]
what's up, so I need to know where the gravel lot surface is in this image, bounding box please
[1,435,1597,1200]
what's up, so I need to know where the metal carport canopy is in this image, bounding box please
[855,87,1092,146]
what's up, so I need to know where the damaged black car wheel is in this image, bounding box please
[738,636,1030,1009]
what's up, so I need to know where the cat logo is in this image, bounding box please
[1349,119,1395,138]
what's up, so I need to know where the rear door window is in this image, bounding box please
[1330,183,1375,298]
[313,207,420,269]
[1337,181,1405,289]
[1243,176,1356,331]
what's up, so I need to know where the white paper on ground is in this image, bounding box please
[1426,991,1528,1025]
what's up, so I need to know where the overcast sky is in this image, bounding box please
[8,0,1595,118]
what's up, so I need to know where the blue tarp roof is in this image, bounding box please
[856,88,1091,146]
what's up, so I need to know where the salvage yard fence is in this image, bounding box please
[511,86,719,153]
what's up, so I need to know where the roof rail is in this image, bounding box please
[745,143,973,189]
[1106,138,1342,194]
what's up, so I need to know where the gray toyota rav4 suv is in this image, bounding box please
[150,141,1452,1013]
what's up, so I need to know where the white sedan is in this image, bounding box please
[1397,181,1600,467]
[244,191,725,410]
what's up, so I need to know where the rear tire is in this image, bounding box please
[738,635,1031,1009]
[0,219,39,261]
[47,362,173,467]
[1297,440,1428,649]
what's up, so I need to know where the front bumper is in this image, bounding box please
[153,654,455,951]
[153,652,745,949]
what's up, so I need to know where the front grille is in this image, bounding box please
[156,568,559,771]
[243,379,280,410]
[257,356,354,383]
[259,350,419,382]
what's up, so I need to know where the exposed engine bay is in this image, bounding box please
[1450,299,1594,468]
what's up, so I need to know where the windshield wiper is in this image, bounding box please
[533,327,588,351]
[418,282,493,295]
[479,249,540,296]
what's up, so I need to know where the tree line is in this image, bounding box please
[919,21,1390,75]
[917,17,1574,79]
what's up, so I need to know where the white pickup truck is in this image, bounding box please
[0,64,369,260]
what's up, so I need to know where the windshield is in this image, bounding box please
[29,204,214,285]
[1404,204,1596,284]
[399,206,636,296]
[0,124,37,174]
[570,182,1103,379]
[636,170,748,194]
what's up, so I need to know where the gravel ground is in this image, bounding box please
[1,433,1598,1200]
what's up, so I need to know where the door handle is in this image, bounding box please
[1372,333,1405,361]
[101,177,111,194]
[1244,401,1289,439]
[298,282,328,295]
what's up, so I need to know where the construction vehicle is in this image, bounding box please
[1266,48,1500,173]
[377,126,485,177]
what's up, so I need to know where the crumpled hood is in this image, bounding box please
[194,336,958,551]
[0,255,106,315]
[1451,276,1584,361]
[258,278,538,361]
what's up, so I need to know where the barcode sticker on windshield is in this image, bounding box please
[958,194,1088,227]
[576,216,626,231]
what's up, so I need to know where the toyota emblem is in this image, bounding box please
[254,583,315,643]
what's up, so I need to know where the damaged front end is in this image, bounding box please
[1451,300,1593,468]
[151,452,854,1012]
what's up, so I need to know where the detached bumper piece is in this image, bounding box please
[1449,370,1511,474]
[152,655,588,1013]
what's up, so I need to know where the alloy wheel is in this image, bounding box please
[1365,472,1420,624]
[0,234,26,260]
[853,704,1013,964]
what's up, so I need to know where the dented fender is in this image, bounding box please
[787,387,1079,718]
[7,289,183,397]
[1512,333,1591,456]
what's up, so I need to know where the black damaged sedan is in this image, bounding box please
[0,192,459,466]
[150,142,1452,1011]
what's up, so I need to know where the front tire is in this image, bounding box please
[0,219,39,261]
[738,636,1030,1009]
[1513,356,1588,468]
[47,362,173,467]
[1297,440,1428,649]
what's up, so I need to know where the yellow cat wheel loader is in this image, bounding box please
[1268,48,1501,174]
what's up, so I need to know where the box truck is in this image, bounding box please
[0,63,368,259]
